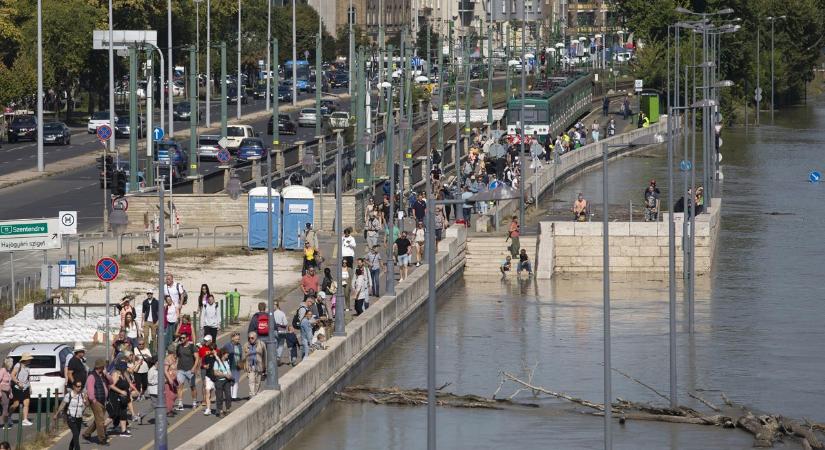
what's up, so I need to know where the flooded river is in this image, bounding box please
[284,99,825,449]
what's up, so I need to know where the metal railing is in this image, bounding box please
[33,300,119,320]
[213,225,245,248]
[174,227,201,249]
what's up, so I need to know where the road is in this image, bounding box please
[0,87,348,177]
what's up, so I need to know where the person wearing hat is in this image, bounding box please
[82,359,111,444]
[65,343,87,390]
[9,353,33,426]
[142,289,160,347]
[119,296,134,328]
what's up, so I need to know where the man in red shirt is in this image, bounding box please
[301,267,320,300]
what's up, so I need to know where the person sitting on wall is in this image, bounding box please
[572,193,589,222]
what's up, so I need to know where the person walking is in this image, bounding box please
[53,379,87,450]
[299,310,315,359]
[10,353,33,426]
[366,246,383,297]
[134,339,152,400]
[174,333,200,411]
[341,228,357,269]
[352,268,370,315]
[163,295,178,349]
[107,361,132,436]
[82,359,111,444]
[365,212,381,250]
[64,344,87,391]
[123,312,141,349]
[220,332,243,400]
[242,332,266,397]
[393,231,412,282]
[211,350,233,417]
[508,216,521,259]
[602,96,610,116]
[142,289,159,347]
[413,221,426,267]
[0,359,12,429]
[200,295,220,342]
[163,349,178,417]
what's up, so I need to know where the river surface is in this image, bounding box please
[284,99,825,449]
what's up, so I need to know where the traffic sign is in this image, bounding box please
[634,79,643,92]
[755,87,763,95]
[153,127,165,142]
[59,211,77,235]
[0,218,59,238]
[218,137,229,149]
[58,260,77,288]
[0,234,61,252]
[679,160,692,171]
[217,149,231,164]
[112,197,128,211]
[96,125,113,142]
[810,171,821,183]
[95,257,119,282]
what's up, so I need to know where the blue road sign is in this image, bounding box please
[95,257,119,282]
[217,149,231,164]
[153,127,165,142]
[58,260,77,288]
[679,160,692,171]
[810,171,821,183]
[96,124,112,141]
[412,56,422,68]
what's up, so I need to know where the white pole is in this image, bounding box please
[107,0,115,232]
[167,0,174,137]
[206,0,211,127]
[292,0,298,106]
[36,0,44,172]
[266,0,271,112]
[146,55,153,159]
[237,0,242,120]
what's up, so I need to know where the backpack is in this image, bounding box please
[292,306,307,329]
[256,313,269,336]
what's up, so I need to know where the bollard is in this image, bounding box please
[220,300,225,330]
[16,404,22,448]
[36,394,42,432]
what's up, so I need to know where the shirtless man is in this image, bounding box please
[573,193,588,221]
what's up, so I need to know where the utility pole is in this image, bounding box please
[167,0,174,137]
[315,33,322,137]
[105,0,115,233]
[487,22,494,125]
[385,45,396,297]
[236,0,242,120]
[221,42,228,138]
[129,47,138,191]
[266,0,272,112]
[189,46,199,179]
[206,0,211,127]
[292,0,298,105]
[36,0,44,172]
[145,49,154,187]
[519,0,526,227]
[437,35,444,158]
[355,46,367,189]
[348,0,354,97]
[756,25,760,127]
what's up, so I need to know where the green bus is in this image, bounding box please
[506,73,593,143]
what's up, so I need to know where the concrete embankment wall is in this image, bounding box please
[477,118,670,231]
[177,225,467,450]
[536,198,721,277]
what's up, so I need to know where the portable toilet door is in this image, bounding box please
[281,185,315,250]
[247,187,281,249]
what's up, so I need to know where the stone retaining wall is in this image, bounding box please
[178,225,467,450]
[536,198,721,277]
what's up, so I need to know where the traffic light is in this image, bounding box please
[113,170,127,196]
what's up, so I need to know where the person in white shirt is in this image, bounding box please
[134,339,152,400]
[341,228,357,269]
[200,295,221,342]
[163,274,187,309]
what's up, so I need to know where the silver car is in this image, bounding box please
[297,108,317,127]
[197,135,221,160]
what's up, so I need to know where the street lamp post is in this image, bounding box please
[264,37,280,391]
[767,16,786,122]
[206,0,212,127]
[236,0,242,120]
[266,0,272,112]
[292,0,298,106]
[154,173,168,449]
[167,0,174,137]
[36,0,44,172]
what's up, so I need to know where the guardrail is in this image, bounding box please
[33,300,120,320]
[174,227,201,249]
[213,225,245,248]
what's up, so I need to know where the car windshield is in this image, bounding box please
[116,117,130,125]
[43,123,62,131]
[240,138,263,147]
[10,355,56,370]
[278,114,290,121]
[331,112,347,118]
[300,109,315,115]
[227,127,246,137]
[176,102,190,111]
[91,112,110,120]
[12,117,35,126]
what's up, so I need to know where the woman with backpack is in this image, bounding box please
[200,295,220,343]
[211,350,233,417]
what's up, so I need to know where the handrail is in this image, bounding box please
[213,225,245,248]
[33,301,120,320]
[175,227,201,249]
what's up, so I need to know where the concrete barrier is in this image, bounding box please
[536,198,721,277]
[476,118,671,232]
[178,225,467,450]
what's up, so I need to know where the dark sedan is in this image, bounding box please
[330,73,349,88]
[115,116,144,138]
[237,137,266,161]
[173,101,202,121]
[268,114,297,135]
[8,116,37,143]
[42,122,71,145]
[277,85,293,103]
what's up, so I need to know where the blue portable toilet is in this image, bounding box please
[247,187,281,249]
[281,185,314,250]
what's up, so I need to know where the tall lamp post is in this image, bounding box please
[236,0,242,120]
[264,37,281,391]
[767,16,786,122]
[36,0,44,172]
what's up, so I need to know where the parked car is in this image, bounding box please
[8,116,37,143]
[268,114,297,135]
[320,99,337,115]
[173,101,202,121]
[297,108,318,127]
[42,122,71,145]
[508,58,523,73]
[329,111,350,129]
[197,135,221,161]
[224,124,257,152]
[8,344,72,398]
[253,83,267,99]
[87,111,115,134]
[237,137,266,161]
[115,116,144,138]
[227,86,249,105]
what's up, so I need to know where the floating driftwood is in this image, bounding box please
[335,385,540,410]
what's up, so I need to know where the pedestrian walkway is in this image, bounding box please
[48,225,423,450]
